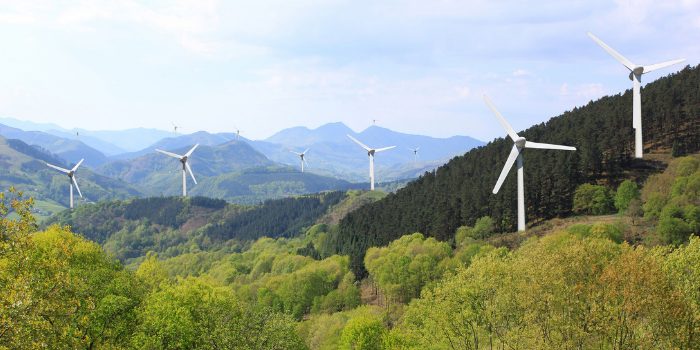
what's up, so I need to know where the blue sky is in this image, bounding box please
[0,0,698,142]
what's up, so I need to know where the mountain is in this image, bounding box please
[95,140,278,196]
[326,64,700,278]
[188,166,363,204]
[0,123,111,168]
[251,122,485,180]
[0,117,176,152]
[43,129,128,156]
[0,136,149,212]
[112,131,239,160]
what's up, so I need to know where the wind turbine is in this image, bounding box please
[156,144,199,197]
[75,131,79,142]
[47,159,84,209]
[172,122,181,137]
[409,147,420,162]
[347,134,395,190]
[587,32,685,158]
[290,148,309,172]
[485,95,576,231]
[234,126,244,141]
[372,119,378,126]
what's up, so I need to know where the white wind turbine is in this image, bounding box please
[290,148,310,172]
[347,134,395,190]
[409,147,420,162]
[172,122,181,137]
[485,95,576,231]
[47,159,84,209]
[234,126,244,141]
[156,144,199,197]
[587,32,685,158]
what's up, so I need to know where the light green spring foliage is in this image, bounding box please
[339,313,386,350]
[573,183,615,215]
[388,233,700,350]
[639,156,700,245]
[133,276,306,350]
[455,216,495,242]
[566,222,623,244]
[297,305,384,350]
[614,180,641,213]
[1,188,146,350]
[365,233,454,304]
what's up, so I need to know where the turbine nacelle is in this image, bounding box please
[633,65,644,75]
[368,150,375,156]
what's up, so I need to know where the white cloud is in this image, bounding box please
[513,69,532,76]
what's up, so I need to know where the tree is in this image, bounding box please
[615,180,641,213]
[644,192,669,221]
[574,183,615,215]
[339,313,386,350]
[626,199,644,225]
[658,218,692,246]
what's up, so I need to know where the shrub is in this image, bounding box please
[615,180,641,213]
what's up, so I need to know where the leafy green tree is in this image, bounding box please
[658,218,692,246]
[676,156,699,176]
[573,183,615,215]
[615,180,641,213]
[626,199,644,225]
[644,192,669,221]
[339,313,386,350]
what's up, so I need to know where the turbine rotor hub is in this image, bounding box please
[368,150,375,156]
[515,137,526,148]
[633,65,644,75]
[181,157,187,164]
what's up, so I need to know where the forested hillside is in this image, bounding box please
[329,64,700,277]
[43,191,350,268]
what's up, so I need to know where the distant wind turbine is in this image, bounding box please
[172,122,181,137]
[372,119,378,126]
[347,134,395,190]
[485,95,576,231]
[76,131,79,142]
[156,144,199,197]
[290,148,310,172]
[409,147,420,162]
[47,159,84,209]
[234,126,244,141]
[587,32,685,158]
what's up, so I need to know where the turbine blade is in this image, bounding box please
[416,147,419,151]
[185,162,197,185]
[156,149,184,159]
[71,159,84,172]
[643,58,686,74]
[304,158,309,167]
[185,144,199,157]
[587,32,635,71]
[172,122,176,127]
[524,141,576,151]
[73,177,83,198]
[303,148,309,155]
[47,163,71,173]
[374,146,396,152]
[347,134,371,151]
[408,148,415,151]
[483,95,519,141]
[633,75,641,129]
[290,150,302,155]
[493,144,521,194]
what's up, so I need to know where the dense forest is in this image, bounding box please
[329,64,700,278]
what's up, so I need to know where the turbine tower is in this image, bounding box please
[485,95,576,231]
[587,32,685,158]
[47,159,84,209]
[157,144,199,197]
[290,148,310,172]
[347,134,395,190]
[409,147,420,162]
[76,131,79,142]
[172,122,181,137]
[234,126,244,141]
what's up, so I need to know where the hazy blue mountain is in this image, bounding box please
[74,127,176,152]
[95,140,277,194]
[252,123,485,180]
[0,123,110,168]
[188,166,364,204]
[44,129,128,156]
[0,117,68,133]
[112,131,239,160]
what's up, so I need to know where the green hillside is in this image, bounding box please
[329,64,700,278]
[189,166,363,204]
[0,136,149,213]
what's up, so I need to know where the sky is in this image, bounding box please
[0,0,698,143]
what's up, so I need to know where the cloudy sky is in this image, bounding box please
[0,0,698,142]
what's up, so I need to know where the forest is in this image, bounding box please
[329,64,700,278]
